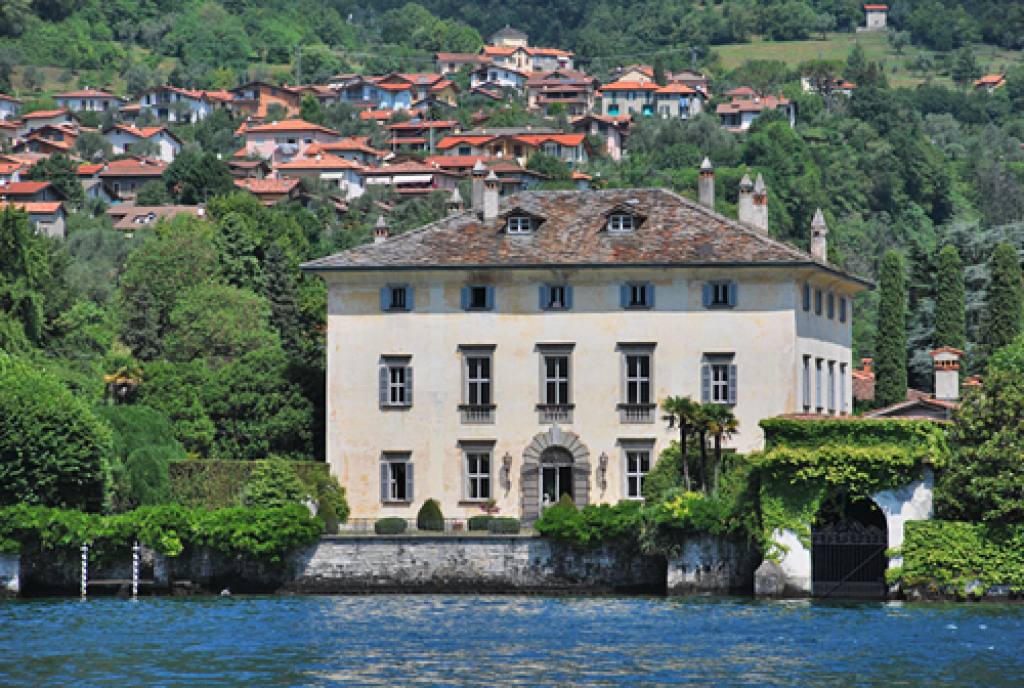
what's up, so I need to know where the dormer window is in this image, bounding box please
[607,213,635,233]
[506,215,533,234]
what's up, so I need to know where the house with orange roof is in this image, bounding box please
[610,65,710,95]
[360,161,460,196]
[0,94,21,121]
[17,109,75,136]
[716,93,796,131]
[77,162,113,203]
[137,86,232,123]
[54,87,124,113]
[0,201,66,238]
[526,71,598,117]
[481,41,574,73]
[229,82,302,120]
[435,129,589,166]
[308,137,388,167]
[434,52,488,76]
[489,25,529,48]
[274,152,365,200]
[361,73,459,110]
[385,119,459,153]
[99,158,168,202]
[234,177,302,206]
[21,124,80,155]
[973,74,1006,93]
[238,119,343,163]
[469,64,530,92]
[862,4,888,30]
[0,180,65,203]
[104,124,182,162]
[571,114,631,161]
[0,161,23,184]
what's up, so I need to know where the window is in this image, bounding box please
[701,355,737,405]
[462,444,492,501]
[538,344,573,422]
[608,104,620,116]
[827,361,836,413]
[380,453,412,503]
[458,146,471,155]
[815,358,823,412]
[620,282,654,309]
[460,345,495,423]
[607,213,635,233]
[461,285,494,311]
[802,283,811,312]
[380,285,413,311]
[620,345,655,422]
[802,355,812,411]
[540,284,572,310]
[839,296,848,323]
[379,356,413,408]
[506,215,533,234]
[827,293,835,320]
[703,281,737,309]
[622,444,653,500]
[815,289,823,316]
[544,354,570,404]
[839,362,848,414]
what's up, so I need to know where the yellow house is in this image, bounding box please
[302,177,867,523]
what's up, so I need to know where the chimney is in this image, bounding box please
[483,171,500,221]
[373,215,389,244]
[751,172,768,233]
[737,173,755,227]
[698,156,715,209]
[471,160,487,210]
[446,186,465,214]
[931,347,963,402]
[810,208,828,262]
[861,357,873,375]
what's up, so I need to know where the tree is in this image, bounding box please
[980,243,1023,362]
[661,396,701,491]
[653,56,667,87]
[933,245,966,351]
[300,93,323,124]
[526,152,571,181]
[163,149,234,204]
[730,59,790,97]
[0,206,47,349]
[26,154,85,208]
[815,12,836,40]
[164,283,279,366]
[22,65,43,92]
[136,180,173,206]
[242,458,308,508]
[874,250,908,406]
[75,130,112,162]
[0,354,110,510]
[937,336,1024,521]
[950,47,980,89]
[704,404,738,493]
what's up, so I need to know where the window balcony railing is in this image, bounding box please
[618,403,656,424]
[459,404,495,424]
[537,403,574,424]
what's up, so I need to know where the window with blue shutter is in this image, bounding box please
[381,285,412,312]
[704,281,736,309]
[815,289,823,316]
[381,453,412,503]
[541,284,572,310]
[702,354,736,404]
[463,285,492,311]
[622,282,652,309]
[380,356,413,408]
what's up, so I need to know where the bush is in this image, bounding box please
[534,499,643,548]
[416,498,444,531]
[242,458,309,509]
[124,447,177,507]
[95,405,184,510]
[467,515,494,531]
[487,517,521,534]
[375,517,408,535]
[169,460,331,508]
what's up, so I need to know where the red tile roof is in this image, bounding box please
[22,109,70,119]
[56,89,120,99]
[239,119,340,135]
[274,154,362,171]
[0,181,52,196]
[234,177,300,194]
[359,109,397,121]
[598,80,660,93]
[0,201,63,214]
[717,95,790,114]
[77,163,104,176]
[863,4,888,10]
[99,159,168,177]
[0,94,20,103]
[974,74,1005,87]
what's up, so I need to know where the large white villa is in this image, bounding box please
[302,168,868,522]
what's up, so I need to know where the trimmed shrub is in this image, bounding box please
[467,515,494,531]
[416,498,444,531]
[487,517,521,534]
[374,517,407,535]
[241,458,308,509]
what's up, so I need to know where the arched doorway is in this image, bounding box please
[520,426,591,522]
[811,495,888,599]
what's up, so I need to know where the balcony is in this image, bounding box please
[618,403,656,424]
[460,404,495,424]
[537,404,574,424]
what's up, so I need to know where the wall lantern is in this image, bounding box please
[598,452,609,491]
[502,452,513,491]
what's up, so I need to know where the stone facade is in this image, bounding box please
[665,536,758,595]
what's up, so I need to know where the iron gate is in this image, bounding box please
[811,519,887,599]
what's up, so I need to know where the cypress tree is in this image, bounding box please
[933,245,966,351]
[980,243,1024,361]
[874,250,908,407]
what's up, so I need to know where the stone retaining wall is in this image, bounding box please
[0,553,19,597]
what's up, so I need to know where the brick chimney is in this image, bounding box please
[931,347,964,401]
[698,156,715,209]
[483,170,500,221]
[810,208,828,262]
[471,160,487,211]
[373,215,389,244]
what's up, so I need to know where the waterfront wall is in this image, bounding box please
[0,553,19,597]
[666,536,757,595]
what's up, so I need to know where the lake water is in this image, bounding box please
[2,595,1023,686]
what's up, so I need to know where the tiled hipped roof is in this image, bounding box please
[302,188,861,280]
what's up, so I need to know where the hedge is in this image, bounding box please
[168,459,330,508]
[374,517,407,535]
[893,520,1024,592]
[760,417,949,460]
[487,517,521,534]
[467,515,494,531]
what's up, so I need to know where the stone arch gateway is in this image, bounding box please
[520,425,591,522]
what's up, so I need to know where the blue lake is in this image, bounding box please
[2,595,1023,686]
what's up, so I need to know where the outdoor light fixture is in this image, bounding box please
[598,452,609,491]
[502,452,513,491]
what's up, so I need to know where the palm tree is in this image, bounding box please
[661,396,700,491]
[693,405,712,493]
[704,405,739,493]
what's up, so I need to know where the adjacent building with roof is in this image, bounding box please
[973,74,1006,93]
[862,4,888,30]
[54,88,125,113]
[106,204,206,232]
[238,119,342,163]
[98,158,168,202]
[301,165,867,523]
[234,177,302,206]
[274,153,365,200]
[436,129,589,166]
[717,93,795,131]
[0,201,66,238]
[0,94,22,121]
[598,80,705,119]
[137,86,232,123]
[104,125,182,162]
[526,71,598,117]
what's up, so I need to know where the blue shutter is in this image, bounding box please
[700,364,711,403]
[460,286,470,310]
[380,287,390,312]
[405,462,414,502]
[620,284,629,308]
[380,463,389,502]
[379,365,388,406]
[702,283,712,308]
[539,285,549,310]
[405,366,413,405]
[728,364,737,404]
[485,286,495,310]
[803,283,810,311]
[407,287,415,311]
[727,281,737,308]
[564,285,573,310]
[646,283,655,308]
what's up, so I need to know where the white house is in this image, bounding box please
[0,94,21,121]
[274,153,366,200]
[301,172,866,522]
[137,86,231,123]
[104,125,182,163]
[238,119,342,164]
[863,4,888,30]
[54,88,124,113]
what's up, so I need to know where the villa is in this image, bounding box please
[302,165,867,522]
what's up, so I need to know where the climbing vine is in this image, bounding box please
[893,521,1024,593]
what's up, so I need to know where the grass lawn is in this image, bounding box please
[713,32,1024,89]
